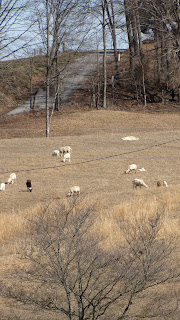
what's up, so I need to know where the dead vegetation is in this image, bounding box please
[0,44,180,320]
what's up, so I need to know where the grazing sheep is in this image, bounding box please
[26,179,32,192]
[59,146,72,156]
[67,186,80,197]
[157,181,162,187]
[163,180,168,187]
[0,183,5,191]
[132,178,149,189]
[125,164,137,174]
[52,150,60,157]
[59,147,66,156]
[64,146,72,153]
[157,180,168,187]
[62,152,71,162]
[7,173,16,184]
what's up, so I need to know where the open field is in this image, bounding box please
[0,109,180,214]
[0,109,180,319]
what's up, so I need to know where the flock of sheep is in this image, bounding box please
[124,163,168,189]
[51,145,169,197]
[52,145,80,196]
[0,144,168,197]
[0,146,78,196]
[0,173,32,192]
[52,145,72,162]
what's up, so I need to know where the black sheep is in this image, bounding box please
[26,179,32,192]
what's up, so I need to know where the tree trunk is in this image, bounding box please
[55,53,60,111]
[124,0,134,72]
[102,0,107,109]
[134,0,144,63]
[154,26,161,83]
[46,0,50,137]
[130,4,139,56]
[105,0,120,82]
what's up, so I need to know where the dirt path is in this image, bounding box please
[7,52,112,115]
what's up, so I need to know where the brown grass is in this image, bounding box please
[0,109,180,319]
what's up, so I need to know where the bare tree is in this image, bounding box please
[33,0,92,136]
[102,0,107,109]
[1,199,179,319]
[115,209,179,319]
[14,199,124,319]
[0,0,35,60]
[138,0,180,88]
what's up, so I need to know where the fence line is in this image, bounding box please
[0,126,179,132]
[0,137,179,175]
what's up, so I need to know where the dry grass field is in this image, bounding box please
[0,109,180,319]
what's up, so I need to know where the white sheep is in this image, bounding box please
[125,164,137,174]
[67,186,80,197]
[62,152,71,162]
[64,146,72,153]
[60,146,72,157]
[0,183,5,191]
[52,150,60,157]
[7,173,16,184]
[132,178,149,189]
[163,181,168,187]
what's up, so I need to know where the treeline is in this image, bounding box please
[1,1,180,131]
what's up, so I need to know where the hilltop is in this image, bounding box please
[1,42,180,121]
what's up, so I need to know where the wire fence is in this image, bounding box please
[0,137,179,175]
[0,126,179,132]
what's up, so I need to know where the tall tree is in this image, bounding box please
[138,0,180,86]
[34,0,91,136]
[102,0,107,108]
[105,0,120,81]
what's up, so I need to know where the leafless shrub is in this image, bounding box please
[1,200,179,320]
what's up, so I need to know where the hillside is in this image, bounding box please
[0,45,180,320]
[0,109,180,319]
[1,42,180,119]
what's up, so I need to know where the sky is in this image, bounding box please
[0,0,129,61]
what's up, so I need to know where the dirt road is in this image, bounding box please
[7,52,112,115]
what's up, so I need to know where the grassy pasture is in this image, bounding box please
[0,109,180,319]
[0,110,180,214]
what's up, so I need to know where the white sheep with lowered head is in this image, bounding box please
[62,152,71,162]
[125,164,137,174]
[132,178,149,189]
[67,186,80,197]
[7,173,16,184]
[163,181,168,187]
[0,183,5,191]
[52,150,60,157]
[59,146,72,157]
